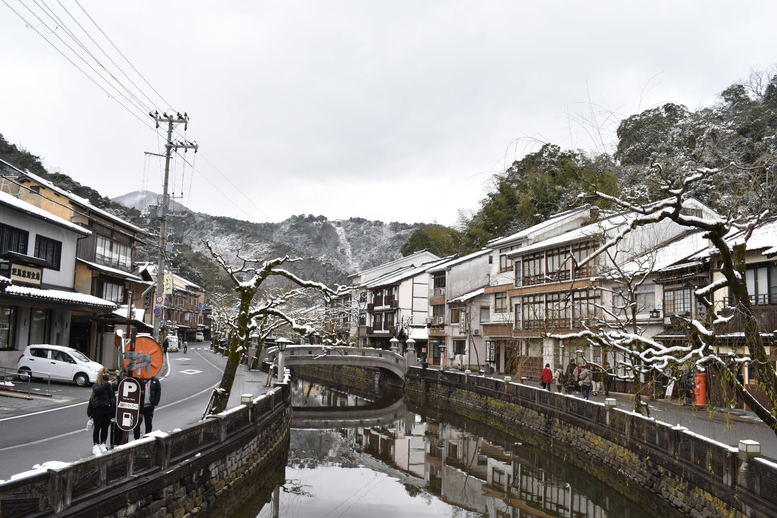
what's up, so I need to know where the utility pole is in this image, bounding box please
[149,111,198,341]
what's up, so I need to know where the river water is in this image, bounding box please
[231,378,657,518]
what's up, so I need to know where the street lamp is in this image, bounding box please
[389,336,399,353]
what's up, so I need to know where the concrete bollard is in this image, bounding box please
[604,398,617,426]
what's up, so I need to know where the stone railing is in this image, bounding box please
[0,381,291,518]
[407,367,777,518]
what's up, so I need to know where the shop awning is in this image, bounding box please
[2,284,117,311]
[77,259,144,282]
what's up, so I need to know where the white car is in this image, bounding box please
[17,345,104,386]
[195,331,205,342]
[166,335,180,352]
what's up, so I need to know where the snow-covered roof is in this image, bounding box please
[12,167,146,234]
[2,284,116,310]
[348,250,440,280]
[687,218,777,261]
[447,287,485,304]
[623,231,710,275]
[0,191,91,235]
[136,262,202,291]
[363,257,450,289]
[487,206,592,248]
[0,276,10,285]
[427,249,491,273]
[508,214,626,257]
[78,258,143,282]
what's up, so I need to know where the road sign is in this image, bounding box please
[155,295,164,304]
[116,378,142,431]
[123,336,164,379]
[153,307,162,315]
[163,272,174,295]
[198,303,206,310]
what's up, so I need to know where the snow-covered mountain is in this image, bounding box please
[113,190,190,214]
[113,192,424,278]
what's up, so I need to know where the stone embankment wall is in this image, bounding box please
[405,367,777,518]
[0,382,291,518]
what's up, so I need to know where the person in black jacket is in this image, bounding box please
[134,376,162,440]
[87,368,115,455]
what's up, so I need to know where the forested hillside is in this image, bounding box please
[402,70,777,256]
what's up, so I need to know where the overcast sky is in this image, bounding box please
[1,1,775,226]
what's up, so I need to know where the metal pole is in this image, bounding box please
[153,118,174,341]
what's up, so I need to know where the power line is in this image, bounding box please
[2,0,157,132]
[72,0,174,112]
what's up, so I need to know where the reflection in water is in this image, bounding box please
[241,379,658,518]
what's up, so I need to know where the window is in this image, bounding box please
[545,246,572,282]
[572,242,597,278]
[680,207,703,219]
[372,313,383,330]
[450,306,462,324]
[95,235,132,270]
[522,294,544,329]
[358,311,366,326]
[499,247,515,273]
[359,292,367,303]
[453,339,466,355]
[494,292,508,313]
[432,304,445,325]
[613,286,656,315]
[664,287,692,315]
[573,289,600,322]
[480,306,490,323]
[52,350,75,363]
[546,292,571,329]
[34,236,62,270]
[0,223,28,255]
[0,305,16,350]
[384,311,395,329]
[514,262,522,287]
[514,303,521,329]
[522,253,544,285]
[433,274,446,296]
[744,265,775,305]
[102,281,124,303]
[486,341,496,362]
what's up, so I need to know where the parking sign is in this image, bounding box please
[116,378,141,431]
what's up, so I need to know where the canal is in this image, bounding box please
[223,378,665,517]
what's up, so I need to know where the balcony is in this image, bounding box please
[431,316,445,327]
[717,303,777,335]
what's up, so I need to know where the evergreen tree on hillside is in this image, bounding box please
[400,224,463,257]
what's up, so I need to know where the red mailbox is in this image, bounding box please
[694,372,708,406]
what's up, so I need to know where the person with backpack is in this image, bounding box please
[578,365,593,400]
[87,368,115,455]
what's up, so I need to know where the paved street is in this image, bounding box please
[0,346,269,481]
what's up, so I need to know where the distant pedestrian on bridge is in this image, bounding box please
[87,368,115,456]
[540,364,553,390]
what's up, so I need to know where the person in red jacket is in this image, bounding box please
[540,363,553,391]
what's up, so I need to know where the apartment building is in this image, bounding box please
[505,199,718,380]
[426,249,490,369]
[136,263,206,341]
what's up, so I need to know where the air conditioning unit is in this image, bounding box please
[472,329,481,336]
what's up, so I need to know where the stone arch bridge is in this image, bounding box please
[266,345,408,382]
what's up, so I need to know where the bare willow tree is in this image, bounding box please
[204,242,345,414]
[573,164,777,434]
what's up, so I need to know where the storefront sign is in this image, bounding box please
[10,264,42,286]
[163,272,173,295]
[116,377,141,431]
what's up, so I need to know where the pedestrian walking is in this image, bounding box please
[563,359,577,393]
[87,368,115,455]
[540,364,553,390]
[554,367,563,392]
[163,336,169,354]
[592,366,603,396]
[578,365,593,400]
[134,376,162,440]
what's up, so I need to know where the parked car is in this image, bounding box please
[17,345,104,386]
[195,331,205,342]
[166,335,180,352]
